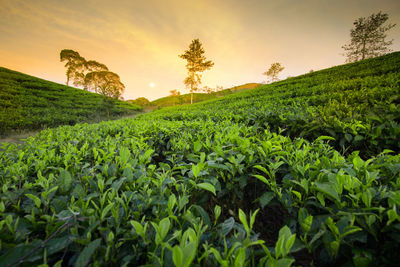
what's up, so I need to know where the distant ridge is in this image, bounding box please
[150,83,262,107]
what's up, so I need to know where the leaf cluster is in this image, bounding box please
[1,52,400,266]
[60,49,125,99]
[342,11,396,62]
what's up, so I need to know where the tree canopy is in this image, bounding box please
[342,12,396,62]
[127,97,150,107]
[60,49,86,86]
[179,39,214,104]
[60,49,124,99]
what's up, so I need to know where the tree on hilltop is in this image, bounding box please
[263,63,284,83]
[60,49,86,86]
[127,97,150,107]
[170,89,181,96]
[342,11,396,62]
[85,71,125,99]
[202,86,214,94]
[179,39,214,104]
[60,49,124,99]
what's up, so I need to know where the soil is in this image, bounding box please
[0,131,39,145]
[0,109,152,146]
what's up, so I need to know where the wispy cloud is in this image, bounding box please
[1,0,399,100]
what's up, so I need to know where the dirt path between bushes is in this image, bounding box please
[0,108,155,146]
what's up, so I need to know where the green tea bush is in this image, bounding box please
[0,67,141,136]
[0,52,400,266]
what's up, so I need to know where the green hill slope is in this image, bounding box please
[0,67,141,136]
[150,82,261,107]
[1,52,400,266]
[149,52,400,157]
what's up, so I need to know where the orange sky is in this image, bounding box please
[1,0,399,101]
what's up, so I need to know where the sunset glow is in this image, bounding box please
[0,0,399,101]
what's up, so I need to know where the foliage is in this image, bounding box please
[59,50,86,86]
[0,67,141,137]
[1,52,400,266]
[59,49,124,99]
[179,39,214,104]
[170,90,181,96]
[127,97,151,107]
[263,63,285,82]
[151,83,261,108]
[169,90,181,106]
[84,71,125,99]
[342,11,396,62]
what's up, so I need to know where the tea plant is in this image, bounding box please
[1,52,400,266]
[0,67,141,136]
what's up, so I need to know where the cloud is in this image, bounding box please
[1,0,399,100]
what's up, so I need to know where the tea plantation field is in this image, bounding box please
[1,52,400,266]
[150,83,261,108]
[0,67,141,137]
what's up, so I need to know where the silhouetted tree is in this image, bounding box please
[263,63,284,82]
[342,12,396,62]
[60,49,86,86]
[179,39,214,104]
[85,71,125,99]
[82,61,109,89]
[60,49,124,99]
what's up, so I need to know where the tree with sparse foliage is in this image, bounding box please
[179,39,214,104]
[263,63,284,82]
[342,11,396,62]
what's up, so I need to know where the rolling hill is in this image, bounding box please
[0,67,141,136]
[1,52,400,266]
[150,82,261,107]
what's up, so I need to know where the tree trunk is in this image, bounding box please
[190,85,193,104]
[361,36,366,60]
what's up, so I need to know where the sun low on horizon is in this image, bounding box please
[0,0,399,102]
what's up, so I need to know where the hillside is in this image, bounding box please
[150,82,261,107]
[1,52,400,266]
[0,67,141,136]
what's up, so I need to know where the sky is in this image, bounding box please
[1,0,399,101]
